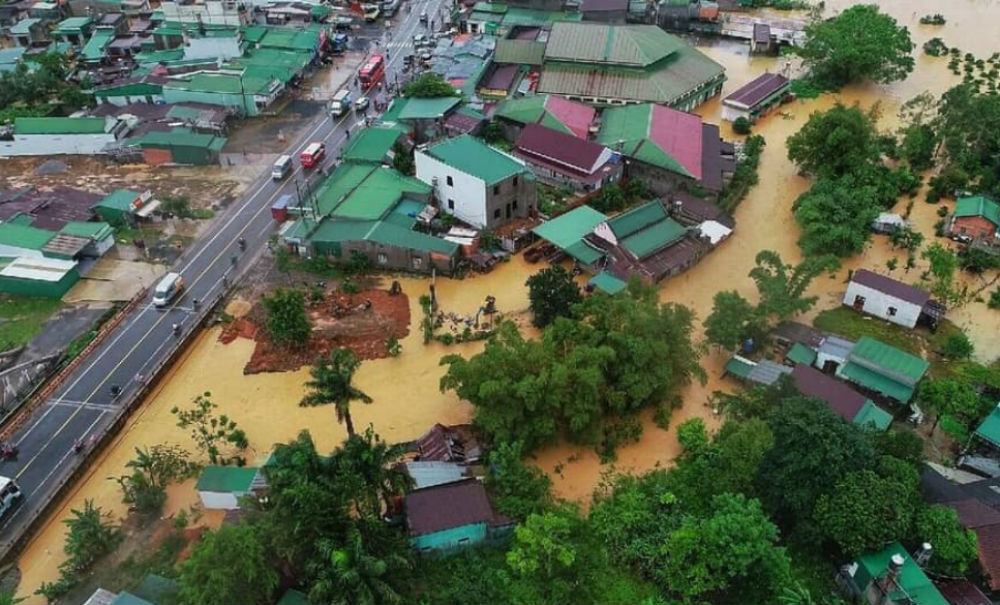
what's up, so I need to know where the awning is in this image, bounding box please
[135,198,161,218]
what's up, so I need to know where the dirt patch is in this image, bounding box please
[219,288,411,373]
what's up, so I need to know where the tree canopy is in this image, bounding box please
[440,287,702,454]
[402,73,458,98]
[262,287,311,347]
[179,523,278,605]
[704,290,762,351]
[787,104,882,179]
[301,348,373,437]
[525,265,582,328]
[914,505,979,576]
[799,4,914,89]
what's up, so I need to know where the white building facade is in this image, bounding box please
[414,151,491,228]
[843,270,926,329]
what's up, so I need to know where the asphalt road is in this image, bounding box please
[0,0,446,555]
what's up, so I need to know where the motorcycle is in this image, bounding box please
[0,442,18,460]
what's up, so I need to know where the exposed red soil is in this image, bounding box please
[218,289,411,374]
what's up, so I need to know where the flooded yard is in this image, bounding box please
[15,0,1000,598]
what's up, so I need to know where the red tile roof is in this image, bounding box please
[544,95,596,139]
[405,478,507,536]
[791,364,867,423]
[973,523,1000,590]
[724,72,789,109]
[649,104,703,180]
[947,498,1000,529]
[515,123,609,175]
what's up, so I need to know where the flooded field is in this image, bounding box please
[15,1,1000,598]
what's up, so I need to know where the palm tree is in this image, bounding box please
[300,348,372,437]
[308,526,410,605]
[337,426,413,518]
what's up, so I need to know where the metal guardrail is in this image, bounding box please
[0,271,236,563]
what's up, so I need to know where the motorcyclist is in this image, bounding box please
[238,237,246,251]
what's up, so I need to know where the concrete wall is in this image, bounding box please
[415,151,488,228]
[843,282,922,329]
[483,172,534,229]
[519,157,622,193]
[198,490,242,510]
[99,92,165,106]
[0,133,116,156]
[159,0,249,25]
[630,160,693,199]
[410,521,487,552]
[340,240,455,276]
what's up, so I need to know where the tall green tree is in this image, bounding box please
[799,4,914,89]
[179,523,278,605]
[793,175,883,257]
[484,440,552,520]
[921,243,963,305]
[262,287,311,347]
[329,426,412,518]
[659,493,790,605]
[704,290,763,351]
[402,73,457,97]
[171,392,249,465]
[113,444,200,515]
[525,265,582,328]
[787,104,882,178]
[935,84,1000,194]
[301,348,373,437]
[916,378,989,433]
[814,464,919,557]
[749,250,837,321]
[914,505,979,576]
[757,396,876,529]
[308,525,411,605]
[507,510,581,603]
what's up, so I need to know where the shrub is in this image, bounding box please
[732,117,753,135]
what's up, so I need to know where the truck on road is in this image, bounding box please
[329,90,353,117]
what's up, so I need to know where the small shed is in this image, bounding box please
[91,189,155,226]
[59,221,115,257]
[135,128,227,166]
[406,478,512,553]
[721,72,789,123]
[815,335,855,374]
[838,336,929,404]
[844,269,934,330]
[195,466,261,510]
[0,256,80,298]
[749,22,774,55]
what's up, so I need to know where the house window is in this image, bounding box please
[512,200,518,210]
[852,295,866,309]
[887,306,897,317]
[458,537,470,545]
[493,185,500,195]
[513,176,518,186]
[493,208,501,219]
[446,175,454,187]
[377,253,388,265]
[447,198,454,210]
[412,257,423,269]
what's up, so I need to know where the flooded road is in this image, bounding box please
[16,1,1000,597]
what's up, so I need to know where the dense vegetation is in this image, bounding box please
[441,284,704,458]
[0,52,91,122]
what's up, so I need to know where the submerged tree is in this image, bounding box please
[308,525,411,605]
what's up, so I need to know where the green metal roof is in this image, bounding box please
[60,221,113,240]
[82,29,115,60]
[597,104,694,177]
[10,18,41,35]
[134,48,185,65]
[310,219,380,243]
[137,128,227,150]
[95,189,142,211]
[14,117,107,135]
[342,125,406,164]
[974,403,1000,448]
[496,95,572,137]
[109,592,154,605]
[332,169,430,221]
[473,2,507,13]
[853,543,948,605]
[532,205,607,249]
[195,466,259,492]
[53,17,91,33]
[258,27,320,52]
[725,356,754,379]
[0,222,55,251]
[840,361,916,403]
[165,72,275,95]
[315,163,378,216]
[424,134,525,185]
[590,271,627,294]
[852,400,892,431]
[544,23,683,67]
[309,218,458,256]
[398,96,460,120]
[620,218,686,258]
[954,195,1000,227]
[502,7,580,26]
[849,337,929,383]
[607,200,666,238]
[786,342,817,366]
[564,239,604,264]
[241,25,268,43]
[277,589,313,605]
[495,39,546,65]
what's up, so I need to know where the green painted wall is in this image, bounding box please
[161,89,260,116]
[410,522,487,552]
[0,267,80,299]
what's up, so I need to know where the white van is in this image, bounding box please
[329,90,352,117]
[153,272,184,307]
[272,155,292,180]
[0,476,21,519]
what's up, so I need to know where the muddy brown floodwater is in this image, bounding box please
[16,1,1000,599]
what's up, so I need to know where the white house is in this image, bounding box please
[815,335,855,375]
[414,135,534,230]
[843,269,930,329]
[0,116,130,156]
[195,465,262,510]
[158,0,250,25]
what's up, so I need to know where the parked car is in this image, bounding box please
[354,96,370,112]
[419,10,427,23]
